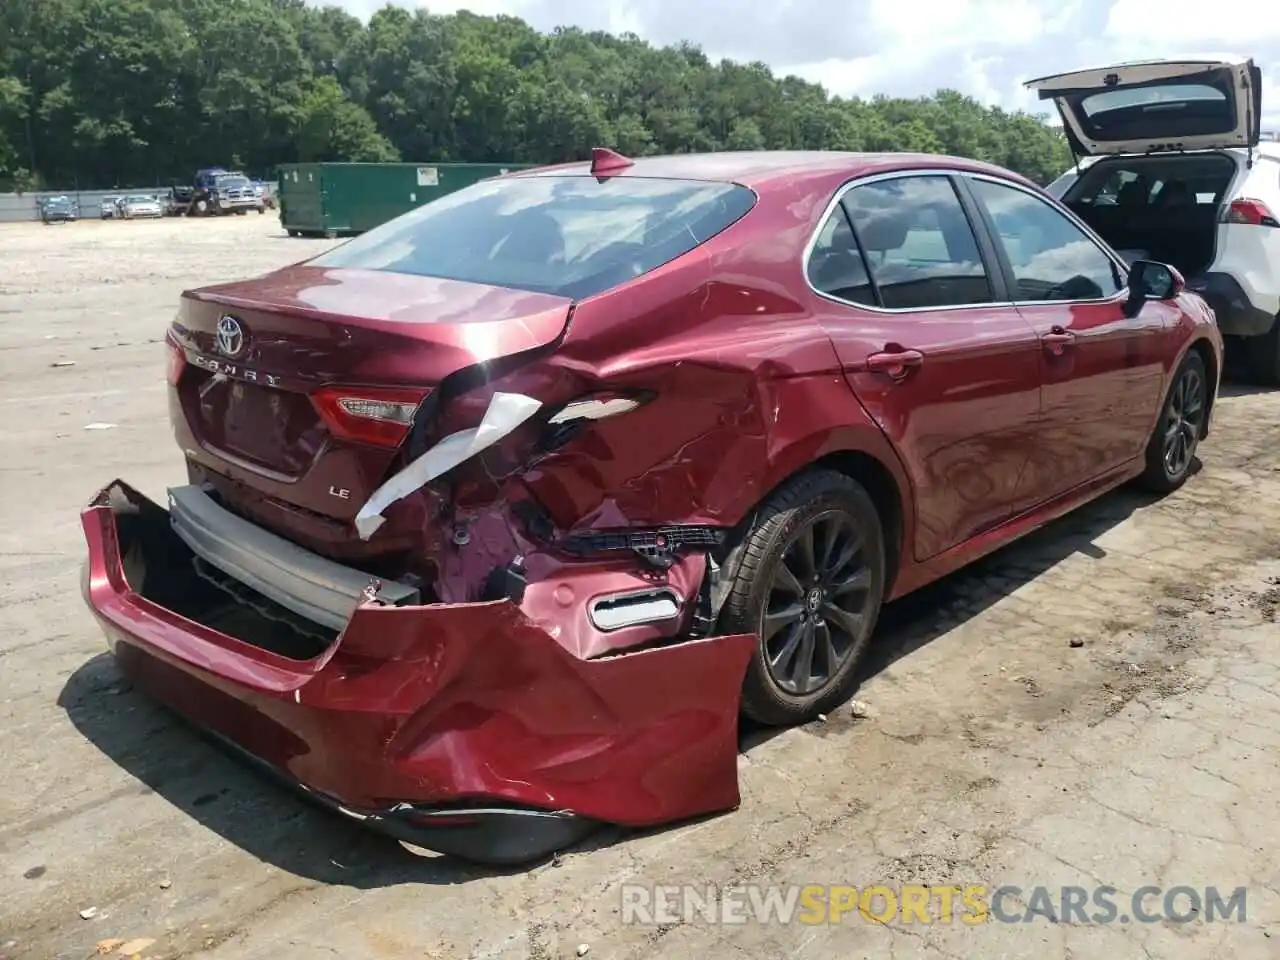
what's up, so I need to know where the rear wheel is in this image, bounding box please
[1137,350,1207,494]
[1244,317,1280,386]
[717,470,886,726]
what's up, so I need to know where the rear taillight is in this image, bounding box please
[310,385,429,448]
[1222,198,1280,227]
[165,335,186,385]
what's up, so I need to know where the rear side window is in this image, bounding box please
[807,207,876,305]
[841,176,993,309]
[309,175,756,300]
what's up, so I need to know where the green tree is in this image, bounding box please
[296,75,398,162]
[0,0,1073,189]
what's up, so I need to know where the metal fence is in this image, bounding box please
[0,187,171,223]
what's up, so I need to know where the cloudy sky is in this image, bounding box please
[323,0,1280,129]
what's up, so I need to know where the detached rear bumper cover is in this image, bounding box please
[81,481,754,861]
[167,484,420,631]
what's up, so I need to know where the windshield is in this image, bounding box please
[310,175,757,300]
[125,195,153,203]
[216,176,250,190]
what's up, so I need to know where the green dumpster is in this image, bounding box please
[276,162,534,238]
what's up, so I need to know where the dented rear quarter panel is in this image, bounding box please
[442,176,916,535]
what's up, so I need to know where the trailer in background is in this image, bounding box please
[276,162,531,238]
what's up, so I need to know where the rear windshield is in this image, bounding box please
[309,175,757,300]
[1081,84,1225,117]
[1069,78,1238,141]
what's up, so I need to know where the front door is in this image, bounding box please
[806,172,1043,561]
[958,174,1173,506]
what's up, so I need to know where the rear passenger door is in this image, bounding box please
[958,174,1171,505]
[806,171,1043,562]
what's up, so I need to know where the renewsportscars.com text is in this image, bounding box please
[620,883,1248,926]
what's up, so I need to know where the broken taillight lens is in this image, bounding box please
[165,335,186,385]
[1222,198,1280,227]
[310,385,429,448]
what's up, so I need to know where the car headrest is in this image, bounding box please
[854,210,909,252]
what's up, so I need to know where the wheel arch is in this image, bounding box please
[738,437,914,597]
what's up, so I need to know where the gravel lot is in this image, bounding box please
[2,214,1280,960]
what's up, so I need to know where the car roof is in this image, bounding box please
[509,150,1035,191]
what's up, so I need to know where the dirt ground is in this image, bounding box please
[2,214,1279,960]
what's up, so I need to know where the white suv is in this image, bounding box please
[1028,57,1280,383]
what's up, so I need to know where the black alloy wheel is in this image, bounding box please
[1138,350,1207,493]
[762,510,872,697]
[1162,362,1204,479]
[717,469,886,726]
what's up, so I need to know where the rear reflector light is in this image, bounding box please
[165,335,186,385]
[310,385,429,447]
[547,392,647,425]
[1222,198,1280,227]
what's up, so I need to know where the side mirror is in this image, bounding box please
[1124,259,1184,317]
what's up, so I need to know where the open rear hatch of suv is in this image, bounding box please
[1025,58,1266,287]
[1026,58,1261,157]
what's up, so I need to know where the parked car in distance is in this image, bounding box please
[39,195,78,224]
[119,194,165,219]
[81,147,1222,865]
[1027,56,1280,383]
[100,196,122,219]
[209,172,264,215]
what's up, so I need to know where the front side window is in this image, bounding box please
[310,175,757,300]
[842,176,993,310]
[969,178,1123,302]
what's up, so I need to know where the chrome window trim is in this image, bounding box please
[801,166,1132,315]
[801,168,1009,315]
[961,172,1131,307]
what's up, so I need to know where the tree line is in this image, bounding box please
[0,0,1073,192]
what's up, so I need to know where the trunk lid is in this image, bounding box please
[1025,58,1261,157]
[168,265,571,562]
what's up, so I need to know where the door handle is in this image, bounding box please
[1042,326,1075,355]
[865,348,924,380]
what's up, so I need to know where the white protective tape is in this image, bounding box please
[353,391,543,540]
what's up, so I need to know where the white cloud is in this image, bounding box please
[319,0,1280,130]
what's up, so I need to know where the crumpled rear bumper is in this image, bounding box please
[80,480,755,863]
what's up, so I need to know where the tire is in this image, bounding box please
[1244,318,1280,386]
[717,469,887,726]
[1137,350,1208,494]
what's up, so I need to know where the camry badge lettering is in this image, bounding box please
[188,354,280,386]
[329,486,352,500]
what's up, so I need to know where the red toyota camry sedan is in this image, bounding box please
[81,148,1222,864]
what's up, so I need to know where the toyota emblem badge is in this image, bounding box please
[214,314,246,357]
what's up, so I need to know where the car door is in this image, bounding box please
[806,171,1043,562]
[958,173,1175,507]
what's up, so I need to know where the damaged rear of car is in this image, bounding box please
[81,157,796,863]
